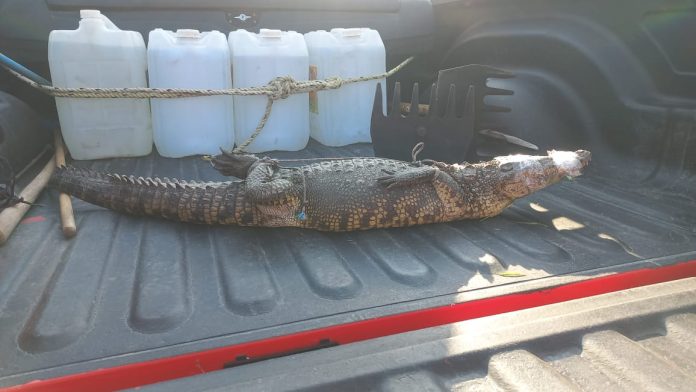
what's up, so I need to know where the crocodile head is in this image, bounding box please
[494,150,591,200]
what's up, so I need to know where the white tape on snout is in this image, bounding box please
[549,150,582,177]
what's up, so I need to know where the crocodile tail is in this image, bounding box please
[49,166,244,225]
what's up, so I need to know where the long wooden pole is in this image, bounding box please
[54,130,76,238]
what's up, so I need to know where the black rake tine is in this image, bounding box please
[409,83,420,117]
[444,84,457,118]
[485,86,514,96]
[428,82,437,117]
[373,83,385,117]
[463,85,476,125]
[391,82,401,117]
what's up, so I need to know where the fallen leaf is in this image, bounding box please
[496,271,526,278]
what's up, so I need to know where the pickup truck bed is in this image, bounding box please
[1,141,695,386]
[1,0,696,389]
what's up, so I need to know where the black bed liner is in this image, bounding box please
[1,141,695,386]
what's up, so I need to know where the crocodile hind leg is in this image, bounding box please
[244,160,303,227]
[245,161,298,203]
[212,151,302,226]
[210,150,260,178]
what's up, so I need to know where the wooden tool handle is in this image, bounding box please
[54,130,76,238]
[0,156,55,245]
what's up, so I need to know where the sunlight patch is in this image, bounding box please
[552,216,585,231]
[529,202,549,212]
[478,253,505,275]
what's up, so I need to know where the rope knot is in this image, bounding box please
[267,76,297,100]
[323,76,344,90]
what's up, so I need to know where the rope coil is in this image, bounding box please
[4,56,412,152]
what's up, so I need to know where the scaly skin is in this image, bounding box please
[49,150,591,231]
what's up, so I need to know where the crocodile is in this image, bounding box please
[48,149,591,231]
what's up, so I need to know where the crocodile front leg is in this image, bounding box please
[377,165,441,189]
[244,161,290,201]
[377,164,469,222]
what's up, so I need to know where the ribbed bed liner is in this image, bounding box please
[1,142,695,385]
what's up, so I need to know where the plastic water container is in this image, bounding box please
[148,29,234,157]
[48,10,152,160]
[229,29,309,152]
[304,28,386,146]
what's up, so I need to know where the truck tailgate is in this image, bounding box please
[145,277,696,391]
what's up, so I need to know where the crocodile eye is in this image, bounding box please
[500,163,513,172]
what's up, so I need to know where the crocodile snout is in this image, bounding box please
[575,150,591,168]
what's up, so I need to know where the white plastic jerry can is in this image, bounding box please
[304,28,386,147]
[148,29,234,158]
[228,29,309,153]
[48,9,152,160]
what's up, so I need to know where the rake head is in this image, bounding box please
[370,64,516,163]
[370,81,475,163]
